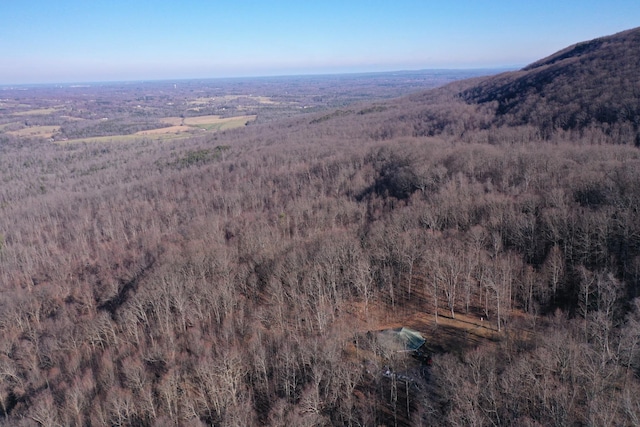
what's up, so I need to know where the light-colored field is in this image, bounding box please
[251,96,278,105]
[144,115,255,133]
[183,115,226,125]
[59,115,85,122]
[159,115,256,133]
[159,117,183,126]
[13,107,63,116]
[136,125,194,135]
[57,115,255,144]
[184,114,255,131]
[221,95,276,104]
[159,114,255,128]
[187,97,216,106]
[156,114,256,131]
[8,125,61,138]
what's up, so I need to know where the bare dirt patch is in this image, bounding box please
[353,301,502,356]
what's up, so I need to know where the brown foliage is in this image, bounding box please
[2,36,640,423]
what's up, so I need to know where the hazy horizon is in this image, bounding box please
[1,0,639,85]
[0,67,515,88]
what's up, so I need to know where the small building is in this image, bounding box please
[374,327,431,364]
[377,327,426,353]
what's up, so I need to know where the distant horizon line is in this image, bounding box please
[0,66,521,88]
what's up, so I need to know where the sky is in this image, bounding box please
[1,0,639,84]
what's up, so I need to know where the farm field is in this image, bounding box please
[183,114,256,130]
[12,106,64,116]
[7,124,60,138]
[55,132,187,144]
[57,114,256,143]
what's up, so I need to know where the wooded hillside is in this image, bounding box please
[1,29,640,426]
[460,27,640,143]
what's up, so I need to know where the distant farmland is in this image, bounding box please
[7,125,61,138]
[58,114,256,144]
[12,107,64,116]
[183,114,256,131]
[137,116,256,135]
[136,115,256,134]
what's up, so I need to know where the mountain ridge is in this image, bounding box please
[455,26,640,141]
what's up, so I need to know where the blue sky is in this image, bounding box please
[1,0,638,84]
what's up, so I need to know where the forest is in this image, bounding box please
[1,28,640,426]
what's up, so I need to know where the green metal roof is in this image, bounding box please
[377,327,426,352]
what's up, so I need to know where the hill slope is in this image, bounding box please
[1,28,640,426]
[459,27,640,142]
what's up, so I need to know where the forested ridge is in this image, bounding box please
[460,26,640,142]
[1,28,640,426]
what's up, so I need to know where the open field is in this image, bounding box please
[56,132,188,144]
[7,125,61,138]
[59,115,85,121]
[159,114,256,129]
[141,115,256,134]
[159,117,183,126]
[56,115,255,144]
[183,114,255,130]
[136,125,194,135]
[12,107,63,116]
[245,95,278,104]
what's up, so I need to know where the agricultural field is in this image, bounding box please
[6,125,60,138]
[12,106,64,116]
[57,115,256,144]
[54,132,185,144]
[183,114,256,131]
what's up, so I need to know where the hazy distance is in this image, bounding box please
[1,0,639,84]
